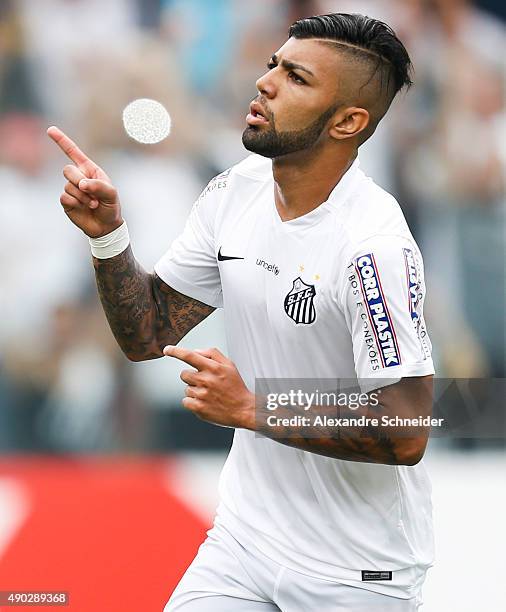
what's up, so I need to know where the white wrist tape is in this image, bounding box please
[89,221,130,259]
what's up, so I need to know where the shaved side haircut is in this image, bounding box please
[289,13,413,141]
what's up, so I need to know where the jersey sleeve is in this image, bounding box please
[340,234,435,386]
[154,172,229,308]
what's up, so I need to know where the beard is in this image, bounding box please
[242,103,339,159]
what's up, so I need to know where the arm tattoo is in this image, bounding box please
[274,424,400,465]
[255,397,427,466]
[93,246,215,361]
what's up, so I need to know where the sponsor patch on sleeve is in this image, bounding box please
[355,253,402,368]
[403,248,431,359]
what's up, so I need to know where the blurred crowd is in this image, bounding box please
[0,0,504,452]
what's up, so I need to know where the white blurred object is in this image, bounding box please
[0,479,29,561]
[122,99,172,144]
[166,451,228,523]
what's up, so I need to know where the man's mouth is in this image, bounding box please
[246,101,269,125]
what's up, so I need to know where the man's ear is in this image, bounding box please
[329,107,370,141]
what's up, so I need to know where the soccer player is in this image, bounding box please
[49,13,434,612]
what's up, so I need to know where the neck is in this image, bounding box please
[272,146,357,221]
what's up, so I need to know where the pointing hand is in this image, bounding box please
[47,126,123,238]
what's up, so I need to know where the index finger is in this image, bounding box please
[163,345,215,371]
[47,125,96,168]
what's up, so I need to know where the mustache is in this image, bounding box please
[252,95,273,121]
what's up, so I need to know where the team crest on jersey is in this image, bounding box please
[284,277,316,325]
[356,254,401,368]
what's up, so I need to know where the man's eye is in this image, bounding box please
[267,62,276,70]
[288,71,305,84]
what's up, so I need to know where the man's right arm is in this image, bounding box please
[47,125,215,362]
[93,247,214,361]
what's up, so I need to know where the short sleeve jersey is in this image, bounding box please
[155,155,435,598]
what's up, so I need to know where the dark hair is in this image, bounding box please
[289,13,413,97]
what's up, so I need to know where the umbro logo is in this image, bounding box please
[218,247,244,262]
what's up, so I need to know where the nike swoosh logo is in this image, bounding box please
[218,247,245,262]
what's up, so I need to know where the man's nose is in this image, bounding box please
[256,70,276,99]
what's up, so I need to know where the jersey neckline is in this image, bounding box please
[270,157,361,232]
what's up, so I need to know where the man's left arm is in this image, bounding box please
[251,375,434,465]
[162,345,433,466]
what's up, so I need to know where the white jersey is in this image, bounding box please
[155,155,435,599]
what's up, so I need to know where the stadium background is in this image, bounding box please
[0,1,504,610]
